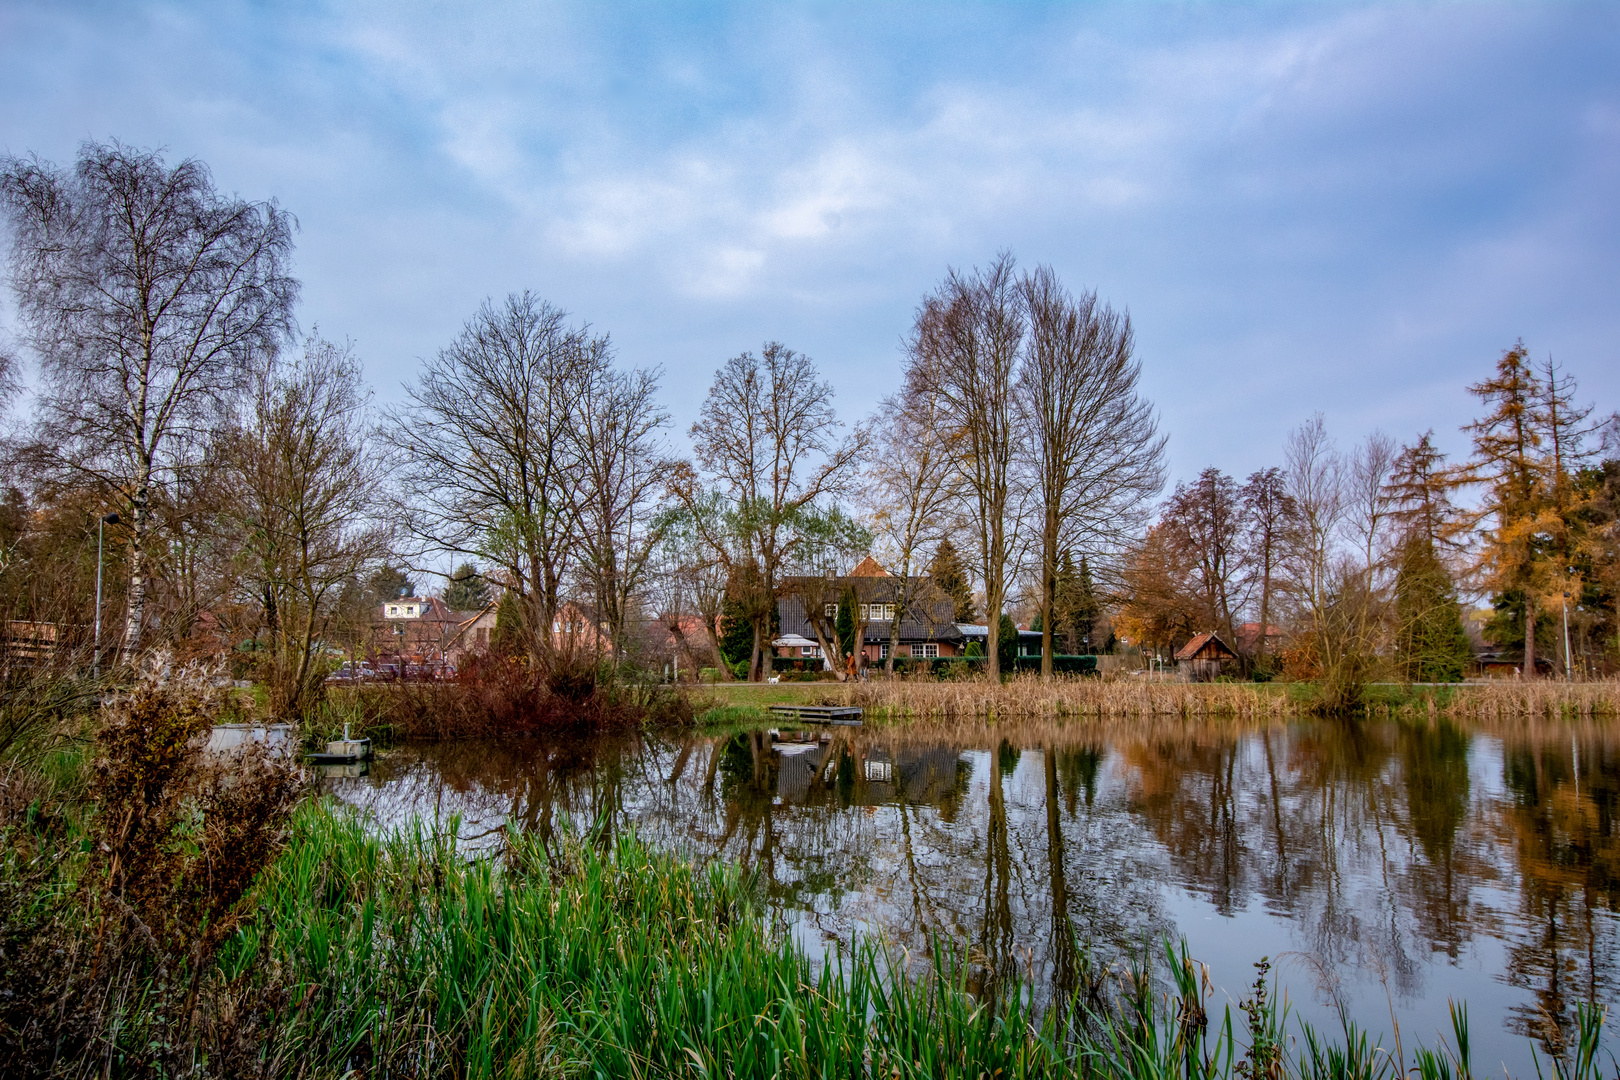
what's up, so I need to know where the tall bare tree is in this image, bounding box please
[227,336,390,718]
[862,387,962,673]
[572,362,671,654]
[389,293,598,659]
[905,254,1024,678]
[1344,430,1399,580]
[1284,413,1344,628]
[0,142,298,658]
[1240,467,1296,670]
[1015,265,1164,679]
[687,343,863,680]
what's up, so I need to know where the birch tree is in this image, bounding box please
[0,142,298,659]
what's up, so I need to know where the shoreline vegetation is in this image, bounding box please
[1,670,1616,1077]
[684,676,1620,727]
[7,792,1617,1080]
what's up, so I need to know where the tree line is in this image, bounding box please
[1,143,1614,717]
[1117,346,1620,702]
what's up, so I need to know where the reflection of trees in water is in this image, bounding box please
[1117,720,1508,1001]
[329,719,1620,1045]
[1496,737,1620,1051]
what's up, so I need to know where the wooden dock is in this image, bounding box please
[768,704,863,726]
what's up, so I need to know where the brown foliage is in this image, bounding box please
[0,669,303,1078]
[354,648,692,739]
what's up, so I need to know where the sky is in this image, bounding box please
[1,1,1617,486]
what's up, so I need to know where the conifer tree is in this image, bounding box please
[442,562,491,611]
[1464,342,1553,674]
[1393,535,1472,682]
[928,538,976,622]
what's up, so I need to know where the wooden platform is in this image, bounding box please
[768,704,863,726]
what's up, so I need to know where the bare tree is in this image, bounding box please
[572,362,671,654]
[782,506,871,678]
[0,142,298,659]
[905,254,1024,679]
[227,336,390,718]
[1344,430,1399,579]
[687,343,863,680]
[1162,467,1248,647]
[1240,467,1297,669]
[1015,266,1165,679]
[655,484,739,680]
[862,387,962,673]
[1284,413,1344,626]
[388,293,597,660]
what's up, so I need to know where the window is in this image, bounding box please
[915,643,938,658]
[879,643,889,659]
[387,606,399,617]
[801,645,822,658]
[824,604,837,618]
[859,603,869,621]
[882,603,896,621]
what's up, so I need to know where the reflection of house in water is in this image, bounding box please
[763,734,969,811]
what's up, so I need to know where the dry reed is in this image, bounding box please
[786,674,1620,727]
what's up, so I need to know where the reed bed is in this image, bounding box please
[787,675,1620,727]
[7,795,1617,1077]
[221,805,1617,1080]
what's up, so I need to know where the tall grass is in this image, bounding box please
[196,804,1616,1080]
[760,675,1620,726]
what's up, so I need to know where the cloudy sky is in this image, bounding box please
[2,1,1617,484]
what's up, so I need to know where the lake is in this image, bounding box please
[323,716,1618,1076]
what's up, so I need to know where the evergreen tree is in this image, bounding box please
[718,595,760,671]
[1393,536,1473,682]
[442,562,491,610]
[836,586,858,661]
[369,564,415,605]
[1051,550,1100,653]
[1384,431,1464,552]
[490,591,524,654]
[997,613,1019,671]
[928,538,976,622]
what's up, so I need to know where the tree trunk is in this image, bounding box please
[1524,597,1537,678]
[119,485,151,662]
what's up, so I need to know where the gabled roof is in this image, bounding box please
[848,555,890,578]
[1174,632,1237,662]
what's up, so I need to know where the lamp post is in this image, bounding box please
[93,512,120,679]
[1562,564,1577,682]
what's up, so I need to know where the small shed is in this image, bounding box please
[1174,632,1237,682]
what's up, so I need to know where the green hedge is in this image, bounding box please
[1011,654,1099,675]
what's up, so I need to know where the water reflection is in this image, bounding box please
[325,718,1620,1073]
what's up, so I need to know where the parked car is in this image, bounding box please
[326,660,375,684]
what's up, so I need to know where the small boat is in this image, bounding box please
[307,724,372,765]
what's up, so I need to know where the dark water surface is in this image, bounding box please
[324,718,1619,1076]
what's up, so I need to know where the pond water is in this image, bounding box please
[323,717,1619,1076]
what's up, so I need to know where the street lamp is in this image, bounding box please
[93,512,120,679]
[1562,564,1576,682]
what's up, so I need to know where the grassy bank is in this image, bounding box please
[6,792,1617,1079]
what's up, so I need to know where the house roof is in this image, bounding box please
[1174,632,1237,662]
[848,555,890,577]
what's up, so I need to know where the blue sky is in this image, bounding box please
[2,1,1617,484]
